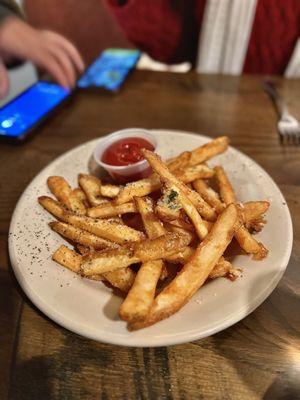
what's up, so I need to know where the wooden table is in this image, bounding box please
[1,71,300,400]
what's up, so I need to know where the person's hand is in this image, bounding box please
[0,17,85,97]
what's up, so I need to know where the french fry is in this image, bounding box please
[163,201,268,235]
[135,197,165,239]
[73,188,89,209]
[142,149,217,221]
[87,201,137,218]
[215,166,268,259]
[53,245,135,290]
[81,232,191,276]
[38,196,145,244]
[156,202,182,221]
[49,221,119,250]
[209,257,239,280]
[78,174,107,207]
[242,201,270,224]
[167,151,191,172]
[119,197,167,323]
[175,164,214,183]
[115,177,160,205]
[104,268,136,293]
[164,219,195,233]
[214,166,236,205]
[130,204,239,329]
[164,222,196,247]
[47,176,86,215]
[81,247,138,275]
[141,150,211,238]
[165,137,229,171]
[188,136,229,166]
[119,259,163,322]
[166,246,195,264]
[115,165,214,206]
[76,244,90,255]
[165,184,208,239]
[52,245,81,273]
[100,184,120,198]
[193,179,225,213]
[166,248,238,280]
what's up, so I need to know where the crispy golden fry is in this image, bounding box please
[121,197,167,323]
[214,166,236,205]
[215,166,268,259]
[166,248,238,280]
[38,196,144,244]
[164,223,196,246]
[162,201,268,236]
[156,203,181,221]
[130,204,239,330]
[193,179,225,213]
[115,165,214,206]
[49,221,119,250]
[100,184,120,198]
[119,259,163,322]
[134,231,191,263]
[115,177,160,205]
[167,151,191,172]
[184,189,217,221]
[176,164,214,183]
[167,184,208,239]
[188,136,229,166]
[165,137,229,171]
[209,257,239,280]
[73,188,89,209]
[142,149,217,221]
[166,246,195,264]
[47,176,86,215]
[135,197,165,239]
[242,201,270,223]
[141,150,210,239]
[78,174,107,207]
[235,225,268,259]
[53,245,135,290]
[81,232,191,276]
[164,218,195,233]
[76,244,89,255]
[81,247,138,275]
[87,201,137,218]
[53,245,81,273]
[104,268,136,293]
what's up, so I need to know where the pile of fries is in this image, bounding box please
[38,136,269,330]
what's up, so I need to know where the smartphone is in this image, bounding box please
[0,81,71,143]
[77,48,141,91]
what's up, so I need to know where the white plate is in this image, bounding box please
[9,130,293,347]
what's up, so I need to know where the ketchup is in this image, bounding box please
[102,137,154,166]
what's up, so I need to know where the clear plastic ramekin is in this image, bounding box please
[93,128,157,184]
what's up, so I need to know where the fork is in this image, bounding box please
[263,80,300,144]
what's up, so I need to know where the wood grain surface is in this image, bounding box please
[1,71,300,400]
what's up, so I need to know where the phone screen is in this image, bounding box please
[0,82,70,138]
[77,48,141,91]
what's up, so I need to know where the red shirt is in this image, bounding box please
[106,0,300,75]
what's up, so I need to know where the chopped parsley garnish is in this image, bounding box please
[166,189,178,204]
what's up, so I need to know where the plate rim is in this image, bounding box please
[8,130,293,347]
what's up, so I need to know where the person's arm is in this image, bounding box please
[0,0,85,98]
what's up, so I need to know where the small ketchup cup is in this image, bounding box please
[93,128,158,184]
